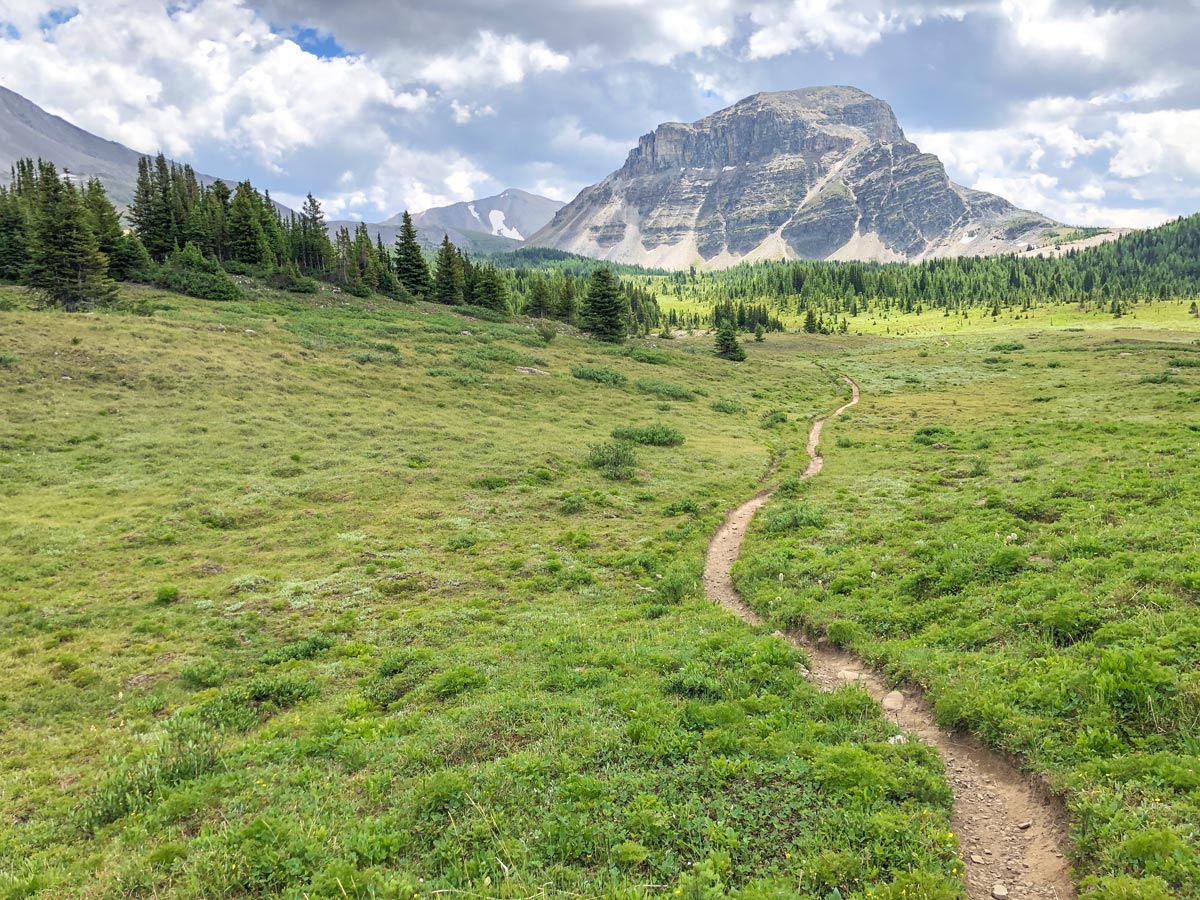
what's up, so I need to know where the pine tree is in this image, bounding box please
[754,323,765,342]
[714,321,746,361]
[393,211,431,298]
[24,161,115,310]
[803,308,818,333]
[432,234,464,304]
[582,267,627,343]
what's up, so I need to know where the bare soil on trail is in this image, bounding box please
[703,376,1077,900]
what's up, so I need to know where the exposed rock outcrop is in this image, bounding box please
[529,86,1060,270]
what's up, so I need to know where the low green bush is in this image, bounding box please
[587,441,638,480]
[611,424,684,446]
[151,243,243,302]
[571,365,627,386]
[635,378,694,401]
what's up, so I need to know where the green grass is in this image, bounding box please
[0,283,965,899]
[736,326,1200,898]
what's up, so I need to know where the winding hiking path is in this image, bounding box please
[704,376,1076,900]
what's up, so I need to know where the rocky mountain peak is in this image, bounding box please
[530,86,1058,270]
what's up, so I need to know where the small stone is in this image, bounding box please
[837,670,860,683]
[882,690,905,711]
[992,884,1009,900]
[971,854,984,864]
[1017,821,1032,830]
[244,328,257,335]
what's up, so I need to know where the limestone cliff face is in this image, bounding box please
[528,87,1058,270]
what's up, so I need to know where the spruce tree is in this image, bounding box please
[526,274,552,317]
[0,186,28,281]
[582,267,627,343]
[714,321,746,361]
[227,181,267,265]
[393,211,431,298]
[432,234,464,304]
[24,161,116,310]
[473,264,510,313]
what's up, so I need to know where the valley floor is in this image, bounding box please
[0,283,1196,898]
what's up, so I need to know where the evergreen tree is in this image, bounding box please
[714,321,746,361]
[129,155,173,260]
[227,181,267,265]
[393,211,431,297]
[754,323,765,342]
[432,234,465,304]
[525,274,553,317]
[0,186,28,281]
[473,264,511,312]
[582,267,628,343]
[803,308,819,333]
[24,161,115,310]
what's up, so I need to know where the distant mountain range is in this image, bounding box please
[328,189,564,255]
[529,86,1072,270]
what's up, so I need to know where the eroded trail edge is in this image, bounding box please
[703,376,1076,900]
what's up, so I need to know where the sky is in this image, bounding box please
[0,0,1197,227]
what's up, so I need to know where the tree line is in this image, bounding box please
[649,214,1200,321]
[0,154,662,340]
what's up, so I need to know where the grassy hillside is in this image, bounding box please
[738,328,1200,897]
[0,284,963,899]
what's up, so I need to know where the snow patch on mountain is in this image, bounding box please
[489,209,524,240]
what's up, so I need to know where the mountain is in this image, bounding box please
[528,86,1062,270]
[0,84,228,208]
[0,84,147,204]
[328,189,564,256]
[409,189,564,243]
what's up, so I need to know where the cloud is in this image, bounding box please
[419,31,569,89]
[1107,109,1200,182]
[0,0,427,165]
[1,0,1197,227]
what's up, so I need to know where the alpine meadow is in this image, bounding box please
[1,6,1199,900]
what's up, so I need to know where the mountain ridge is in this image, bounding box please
[529,86,1064,270]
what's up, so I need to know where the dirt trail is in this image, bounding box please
[703,376,1076,900]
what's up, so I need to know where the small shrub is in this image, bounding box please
[261,632,334,666]
[76,718,220,832]
[761,410,787,428]
[179,659,226,689]
[535,321,557,344]
[428,665,486,699]
[154,584,180,605]
[913,425,954,445]
[571,365,626,386]
[776,478,803,498]
[587,441,638,480]
[635,378,694,401]
[760,501,826,532]
[657,565,698,604]
[611,424,684,446]
[1168,356,1200,368]
[152,243,243,301]
[0,351,17,368]
[264,265,318,293]
[625,347,670,365]
[1139,373,1178,384]
[711,399,744,414]
[991,341,1025,352]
